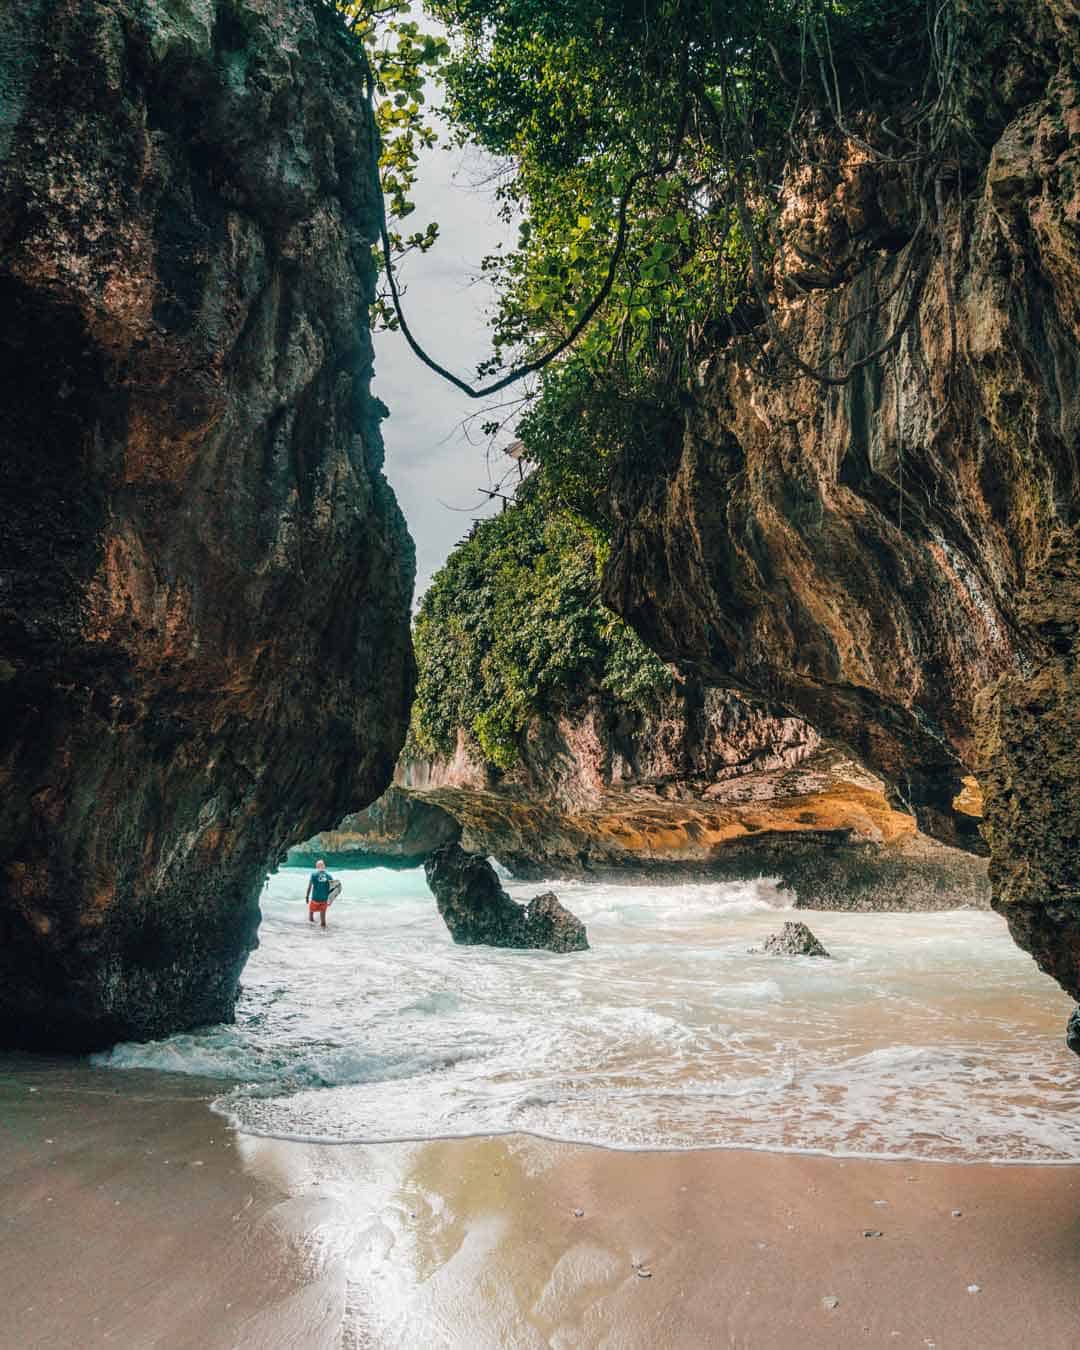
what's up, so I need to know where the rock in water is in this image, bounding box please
[759,922,831,958]
[1068,1008,1080,1057]
[523,892,589,955]
[0,0,413,1050]
[424,844,588,952]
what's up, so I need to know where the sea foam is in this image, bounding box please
[95,866,1080,1163]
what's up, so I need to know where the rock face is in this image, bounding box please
[424,843,588,952]
[403,678,819,815]
[0,0,414,1050]
[602,3,1079,1003]
[416,771,988,908]
[402,752,988,909]
[396,676,987,908]
[757,922,831,959]
[311,760,988,909]
[977,539,1080,1011]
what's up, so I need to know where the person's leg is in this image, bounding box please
[308,904,314,922]
[320,913,327,929]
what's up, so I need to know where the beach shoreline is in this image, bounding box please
[4,1057,1080,1348]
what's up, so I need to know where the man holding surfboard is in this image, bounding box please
[305,859,341,927]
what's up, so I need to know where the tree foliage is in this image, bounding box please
[331,2,449,327]
[425,0,974,383]
[410,488,673,768]
[404,0,983,506]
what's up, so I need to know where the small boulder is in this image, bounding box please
[1066,1006,1080,1056]
[755,921,831,958]
[524,891,589,953]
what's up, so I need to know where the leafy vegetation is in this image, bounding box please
[337,0,976,514]
[409,488,673,768]
[330,2,449,326]
[423,0,972,394]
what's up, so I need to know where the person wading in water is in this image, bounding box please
[305,859,335,928]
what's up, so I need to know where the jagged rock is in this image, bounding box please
[976,539,1080,1023]
[424,843,588,952]
[402,680,819,815]
[755,922,831,958]
[396,674,987,907]
[289,788,461,870]
[313,751,988,908]
[397,760,988,908]
[0,0,414,1050]
[599,3,1080,1018]
[1066,1008,1080,1056]
[521,892,590,954]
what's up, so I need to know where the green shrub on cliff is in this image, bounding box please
[366,0,986,512]
[410,491,672,768]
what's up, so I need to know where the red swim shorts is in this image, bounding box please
[309,901,329,913]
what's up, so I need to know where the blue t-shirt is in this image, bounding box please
[309,870,332,901]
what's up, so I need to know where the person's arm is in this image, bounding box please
[305,876,312,901]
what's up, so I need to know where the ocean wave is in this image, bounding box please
[94,868,1079,1164]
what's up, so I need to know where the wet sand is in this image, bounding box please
[4,1057,1080,1348]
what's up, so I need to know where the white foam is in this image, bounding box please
[96,867,1080,1163]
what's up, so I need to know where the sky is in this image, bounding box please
[372,135,524,601]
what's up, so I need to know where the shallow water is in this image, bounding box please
[95,867,1080,1162]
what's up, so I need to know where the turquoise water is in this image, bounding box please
[95,866,1080,1162]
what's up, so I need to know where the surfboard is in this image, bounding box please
[328,879,342,905]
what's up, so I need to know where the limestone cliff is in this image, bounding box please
[0,0,414,1049]
[602,2,1079,998]
[402,678,818,815]
[296,684,988,910]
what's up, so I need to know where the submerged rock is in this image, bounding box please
[757,922,831,958]
[0,0,413,1050]
[424,843,588,952]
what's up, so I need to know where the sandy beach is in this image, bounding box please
[3,1055,1080,1349]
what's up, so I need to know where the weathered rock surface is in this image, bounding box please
[602,3,1079,1005]
[407,750,987,909]
[0,0,414,1050]
[394,676,987,908]
[977,537,1080,1009]
[424,843,588,952]
[403,678,819,815]
[755,922,831,959]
